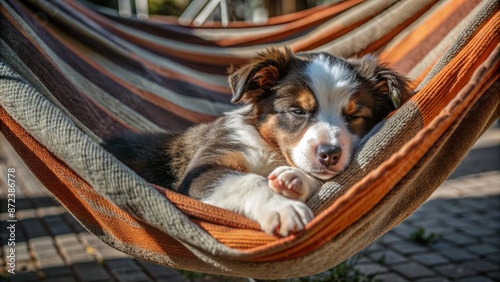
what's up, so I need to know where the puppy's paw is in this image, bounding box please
[268,166,310,201]
[259,200,314,237]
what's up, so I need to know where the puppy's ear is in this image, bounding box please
[228,47,292,104]
[348,55,412,110]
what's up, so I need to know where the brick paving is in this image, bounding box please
[1,121,498,281]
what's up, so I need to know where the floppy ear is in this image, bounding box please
[347,55,412,110]
[228,47,292,104]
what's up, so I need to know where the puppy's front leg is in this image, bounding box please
[268,166,321,202]
[202,172,314,237]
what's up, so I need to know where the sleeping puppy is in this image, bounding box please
[104,48,411,236]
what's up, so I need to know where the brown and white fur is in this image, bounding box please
[104,48,411,237]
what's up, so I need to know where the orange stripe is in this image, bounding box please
[381,0,482,76]
[361,0,440,56]
[380,0,478,65]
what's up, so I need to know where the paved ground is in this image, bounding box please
[1,121,499,282]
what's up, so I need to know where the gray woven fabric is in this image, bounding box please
[0,61,240,257]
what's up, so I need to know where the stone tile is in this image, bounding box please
[36,206,66,217]
[467,243,499,256]
[47,225,73,236]
[31,197,58,209]
[54,233,80,245]
[30,238,60,260]
[62,251,95,264]
[415,278,451,282]
[40,265,73,278]
[458,260,499,273]
[391,262,435,279]
[456,276,495,282]
[391,224,416,238]
[109,269,151,282]
[137,260,185,279]
[439,203,470,215]
[375,272,410,282]
[15,209,37,220]
[21,218,49,239]
[486,271,500,280]
[105,258,142,272]
[14,242,31,261]
[378,232,404,244]
[440,218,474,230]
[72,262,111,282]
[434,264,477,279]
[37,256,66,268]
[356,262,388,276]
[481,218,500,230]
[43,214,65,223]
[389,241,430,255]
[440,233,478,246]
[486,252,500,263]
[9,271,39,282]
[29,236,54,247]
[410,253,450,266]
[460,197,496,210]
[14,199,35,212]
[438,247,478,262]
[370,249,408,265]
[430,241,455,251]
[462,215,495,228]
[34,249,60,260]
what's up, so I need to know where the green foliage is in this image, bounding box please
[148,0,190,16]
[85,0,190,16]
[179,269,205,280]
[409,226,440,245]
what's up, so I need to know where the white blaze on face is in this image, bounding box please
[292,55,360,179]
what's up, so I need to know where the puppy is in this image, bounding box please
[104,48,411,236]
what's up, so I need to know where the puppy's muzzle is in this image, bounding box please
[317,144,341,167]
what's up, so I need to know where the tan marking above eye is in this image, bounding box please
[345,99,358,116]
[296,90,317,111]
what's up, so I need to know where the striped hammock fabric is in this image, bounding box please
[1,0,498,279]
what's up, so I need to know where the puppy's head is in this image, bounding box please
[229,48,411,179]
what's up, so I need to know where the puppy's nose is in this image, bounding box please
[317,144,341,166]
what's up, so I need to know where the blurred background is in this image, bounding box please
[84,0,342,25]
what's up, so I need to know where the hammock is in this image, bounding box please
[1,0,498,279]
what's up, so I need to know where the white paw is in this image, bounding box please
[268,166,310,201]
[258,199,314,237]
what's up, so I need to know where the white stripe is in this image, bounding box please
[305,55,358,122]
